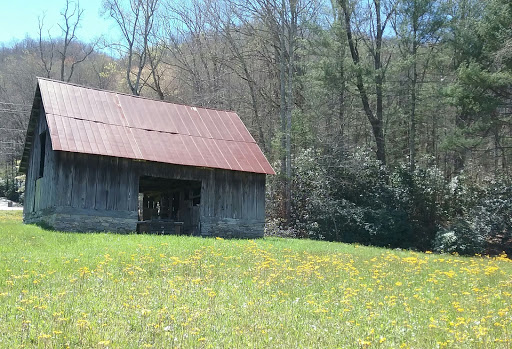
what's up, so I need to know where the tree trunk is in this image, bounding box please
[340,0,387,166]
[409,24,418,172]
[279,0,289,224]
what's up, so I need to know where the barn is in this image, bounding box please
[19,78,274,238]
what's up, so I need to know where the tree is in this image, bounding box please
[391,0,443,171]
[104,0,160,96]
[445,0,512,176]
[38,0,96,82]
[339,0,397,166]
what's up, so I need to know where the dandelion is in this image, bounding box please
[76,319,90,330]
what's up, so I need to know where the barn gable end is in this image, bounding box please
[20,78,273,238]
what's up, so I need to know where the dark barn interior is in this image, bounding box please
[137,176,201,235]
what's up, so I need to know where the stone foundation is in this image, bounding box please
[24,207,137,233]
[24,207,264,237]
[200,217,264,238]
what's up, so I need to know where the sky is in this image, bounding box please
[0,0,116,45]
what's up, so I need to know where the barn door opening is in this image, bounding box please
[137,176,201,235]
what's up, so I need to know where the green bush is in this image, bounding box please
[290,149,449,250]
[434,218,486,255]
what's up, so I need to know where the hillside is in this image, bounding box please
[0,211,511,348]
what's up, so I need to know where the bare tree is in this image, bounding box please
[57,0,96,82]
[38,16,56,78]
[204,1,269,152]
[38,0,96,82]
[104,0,160,96]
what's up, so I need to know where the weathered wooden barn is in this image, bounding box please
[19,78,274,238]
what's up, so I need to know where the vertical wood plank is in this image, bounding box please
[256,174,266,220]
[118,158,129,211]
[242,172,250,219]
[85,155,97,208]
[127,161,138,212]
[94,156,106,210]
[64,152,74,207]
[106,157,118,210]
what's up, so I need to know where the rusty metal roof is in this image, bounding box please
[20,78,274,175]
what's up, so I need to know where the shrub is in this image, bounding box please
[290,148,448,250]
[434,218,486,255]
[472,180,512,255]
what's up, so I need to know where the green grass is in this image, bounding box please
[1,211,511,348]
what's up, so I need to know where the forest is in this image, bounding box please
[0,0,511,255]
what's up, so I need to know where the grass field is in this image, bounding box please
[1,211,511,348]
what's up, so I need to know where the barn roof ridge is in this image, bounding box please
[36,77,237,114]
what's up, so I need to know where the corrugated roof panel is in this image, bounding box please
[216,110,240,141]
[193,136,219,168]
[196,107,221,139]
[227,111,256,143]
[35,78,274,175]
[75,118,88,153]
[43,80,60,115]
[117,94,139,128]
[134,128,160,163]
[77,84,96,122]
[215,139,242,171]
[70,83,88,122]
[56,82,73,118]
[220,110,245,142]
[52,114,67,151]
[130,97,154,131]
[247,142,275,175]
[189,134,209,167]
[84,121,98,155]
[202,138,231,170]
[38,80,51,114]
[110,124,125,157]
[227,140,256,173]
[145,98,165,132]
[61,116,75,152]
[95,121,111,156]
[65,83,83,120]
[170,104,191,136]
[95,89,118,125]
[175,135,197,167]
[188,106,211,139]
[158,101,179,134]
[176,104,200,136]
[237,142,266,174]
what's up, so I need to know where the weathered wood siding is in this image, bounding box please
[23,104,58,216]
[24,110,267,237]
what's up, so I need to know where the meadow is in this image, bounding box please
[0,211,511,348]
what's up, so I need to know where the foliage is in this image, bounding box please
[0,174,24,203]
[433,178,512,256]
[471,179,512,255]
[434,218,487,255]
[0,214,511,348]
[290,148,450,251]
